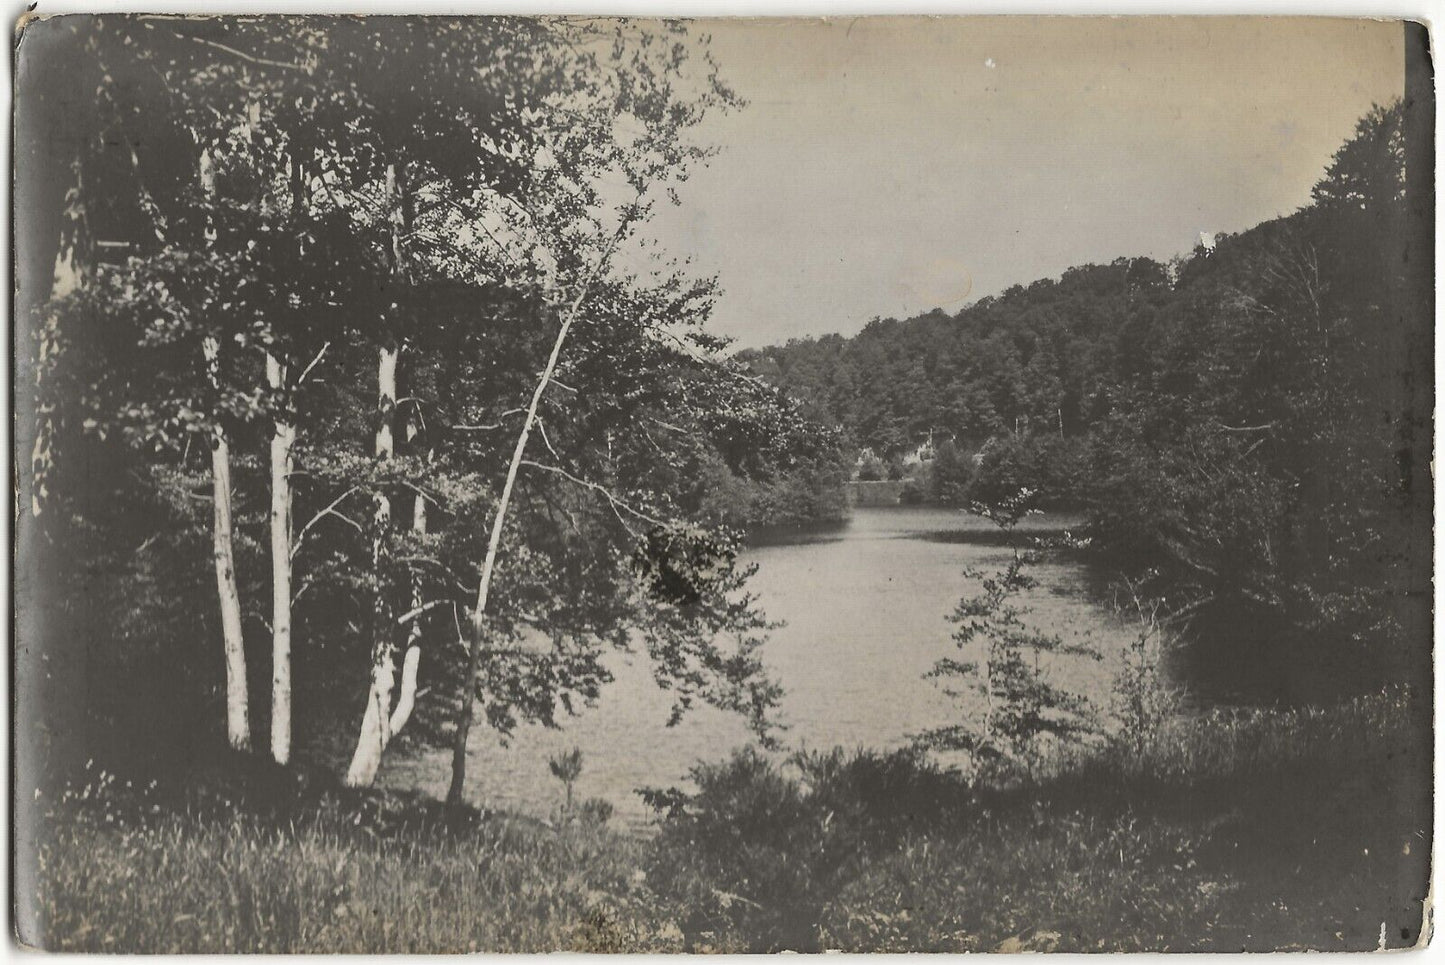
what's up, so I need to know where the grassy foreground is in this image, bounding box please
[28,689,1429,953]
[31,777,674,954]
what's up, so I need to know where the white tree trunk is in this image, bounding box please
[390,636,421,737]
[447,241,621,807]
[267,353,295,764]
[346,342,399,786]
[196,147,253,752]
[346,650,395,786]
[389,459,426,737]
[210,426,251,751]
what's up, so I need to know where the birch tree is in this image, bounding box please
[30,17,805,789]
[293,18,558,785]
[37,18,278,751]
[61,17,350,755]
[430,20,789,804]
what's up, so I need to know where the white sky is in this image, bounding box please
[644,17,1405,347]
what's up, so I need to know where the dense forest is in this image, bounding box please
[740,101,1431,685]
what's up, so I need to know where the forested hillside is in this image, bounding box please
[740,256,1167,455]
[741,102,1431,673]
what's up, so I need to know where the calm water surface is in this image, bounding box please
[382,507,1137,826]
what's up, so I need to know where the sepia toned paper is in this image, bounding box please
[12,13,1433,952]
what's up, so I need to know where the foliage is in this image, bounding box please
[969,433,1085,509]
[23,16,844,779]
[855,452,886,482]
[547,746,584,814]
[737,256,1172,459]
[928,437,973,504]
[918,489,1101,769]
[641,746,967,952]
[576,797,614,826]
[1106,578,1183,763]
[29,688,1424,952]
[637,687,1422,952]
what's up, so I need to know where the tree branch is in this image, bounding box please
[454,407,526,431]
[535,418,562,462]
[291,486,362,559]
[396,598,451,627]
[296,341,331,386]
[519,459,664,532]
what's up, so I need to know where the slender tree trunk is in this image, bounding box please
[196,150,253,750]
[345,160,410,787]
[346,341,399,786]
[390,639,421,737]
[389,440,427,737]
[267,354,295,764]
[210,426,251,751]
[446,241,621,808]
[201,333,252,751]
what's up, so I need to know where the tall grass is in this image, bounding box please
[32,773,678,953]
[29,688,1427,953]
[1037,685,1418,786]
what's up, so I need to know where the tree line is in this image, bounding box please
[18,16,843,794]
[741,101,1431,673]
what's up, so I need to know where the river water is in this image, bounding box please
[381,506,1140,826]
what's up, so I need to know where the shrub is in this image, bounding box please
[969,434,1086,509]
[919,489,1101,771]
[578,797,614,825]
[856,453,886,482]
[548,747,584,816]
[1107,578,1183,763]
[642,747,970,952]
[642,689,1422,952]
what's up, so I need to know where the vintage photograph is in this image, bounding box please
[12,13,1433,952]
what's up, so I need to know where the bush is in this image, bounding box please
[641,688,1424,952]
[643,747,969,951]
[1107,579,1183,763]
[930,439,973,505]
[578,797,614,825]
[33,689,1424,952]
[920,489,1101,771]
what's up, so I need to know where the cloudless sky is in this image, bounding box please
[645,17,1404,347]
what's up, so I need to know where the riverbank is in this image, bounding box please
[30,687,1426,952]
